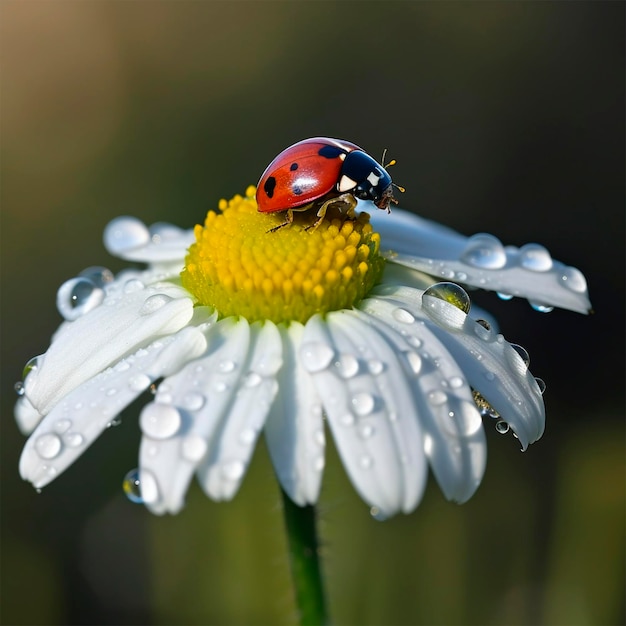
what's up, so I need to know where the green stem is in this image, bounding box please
[280,488,330,626]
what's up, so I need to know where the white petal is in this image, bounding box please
[354,299,487,504]
[15,396,43,435]
[371,207,592,314]
[367,285,545,449]
[103,217,194,263]
[301,313,428,518]
[19,327,207,489]
[197,321,282,501]
[265,323,325,506]
[25,283,194,415]
[138,317,252,514]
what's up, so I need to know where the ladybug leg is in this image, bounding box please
[266,208,296,233]
[307,193,358,231]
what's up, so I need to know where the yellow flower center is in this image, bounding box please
[181,186,385,324]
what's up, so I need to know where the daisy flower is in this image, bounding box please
[15,186,591,520]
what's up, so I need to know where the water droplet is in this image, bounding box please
[360,455,374,469]
[497,292,514,301]
[370,506,388,521]
[359,424,375,439]
[559,266,587,293]
[56,277,104,321]
[339,413,355,426]
[35,433,62,459]
[23,355,41,379]
[300,342,335,373]
[510,343,530,368]
[14,381,25,396]
[254,354,282,376]
[313,428,325,446]
[238,428,256,445]
[243,372,262,388]
[392,308,415,324]
[54,419,72,434]
[495,420,510,434]
[473,390,500,418]
[221,460,245,481]
[123,278,145,293]
[181,435,207,461]
[529,302,554,313]
[519,243,553,271]
[405,351,422,375]
[218,360,236,373]
[64,432,84,447]
[428,390,447,406]
[123,468,143,503]
[138,469,160,504]
[351,392,375,416]
[312,456,325,472]
[535,377,547,394]
[461,233,507,269]
[106,388,118,396]
[139,294,173,315]
[214,381,229,393]
[484,371,495,381]
[79,266,114,287]
[335,354,359,378]
[106,417,122,428]
[104,216,150,255]
[128,374,151,392]
[367,359,384,375]
[448,376,464,389]
[423,282,471,314]
[140,403,182,439]
[407,336,422,349]
[476,319,491,331]
[181,392,206,411]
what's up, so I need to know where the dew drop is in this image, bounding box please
[392,308,415,324]
[181,435,208,461]
[123,278,145,294]
[221,460,245,481]
[423,282,471,314]
[529,302,554,313]
[35,433,63,459]
[407,336,422,349]
[214,381,229,393]
[535,377,547,394]
[243,372,262,388]
[497,292,514,301]
[313,428,325,446]
[79,266,114,287]
[351,392,375,416]
[359,424,375,439]
[360,455,374,469]
[106,388,118,397]
[181,391,206,411]
[448,376,464,389]
[300,342,335,373]
[335,353,359,378]
[238,428,257,446]
[128,374,151,392]
[138,469,160,504]
[510,343,531,368]
[14,381,25,396]
[64,432,84,447]
[56,277,104,321]
[54,419,72,434]
[456,271,468,281]
[254,354,283,377]
[140,403,182,439]
[495,420,510,434]
[428,390,447,406]
[104,216,151,255]
[218,360,236,374]
[139,294,173,315]
[519,243,553,271]
[123,468,143,503]
[484,371,495,381]
[476,319,491,331]
[367,359,384,375]
[559,266,587,293]
[370,506,388,521]
[339,413,355,427]
[312,456,325,472]
[405,351,422,375]
[461,233,507,269]
[23,354,42,379]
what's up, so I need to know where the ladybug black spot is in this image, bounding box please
[264,176,277,198]
[318,145,344,159]
[290,162,299,171]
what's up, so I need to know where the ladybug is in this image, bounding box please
[256,137,402,232]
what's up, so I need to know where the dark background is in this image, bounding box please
[1,2,624,625]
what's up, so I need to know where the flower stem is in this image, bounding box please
[280,488,330,626]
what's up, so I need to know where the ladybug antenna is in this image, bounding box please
[381,148,406,194]
[392,181,406,194]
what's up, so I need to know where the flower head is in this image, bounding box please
[15,186,591,518]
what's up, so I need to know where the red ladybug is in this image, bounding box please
[256,137,401,232]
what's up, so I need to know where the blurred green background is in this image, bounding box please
[1,2,624,625]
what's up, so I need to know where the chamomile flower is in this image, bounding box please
[15,187,591,518]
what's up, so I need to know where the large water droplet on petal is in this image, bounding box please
[137,469,160,504]
[181,392,206,411]
[300,342,334,373]
[140,403,182,439]
[221,460,245,481]
[535,377,547,394]
[104,217,150,255]
[35,433,63,459]
[79,266,114,288]
[56,277,104,321]
[423,282,471,314]
[139,294,173,315]
[559,266,587,293]
[529,302,554,313]
[405,351,422,375]
[14,381,25,396]
[64,432,84,447]
[351,392,375,416]
[519,243,553,271]
[123,468,143,503]
[510,343,531,368]
[495,420,510,434]
[181,435,208,461]
[461,233,507,269]
[335,353,359,378]
[218,360,236,373]
[392,308,415,324]
[128,374,151,393]
[23,355,41,380]
[428,390,448,406]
